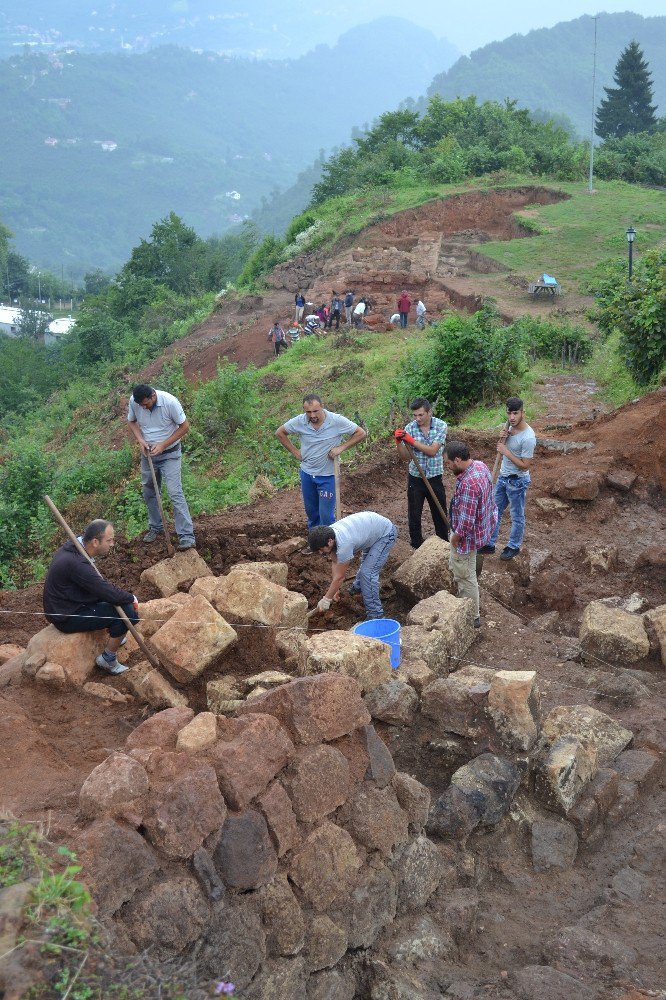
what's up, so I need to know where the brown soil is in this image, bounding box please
[2,190,665,997]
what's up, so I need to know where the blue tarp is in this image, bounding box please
[541,273,558,285]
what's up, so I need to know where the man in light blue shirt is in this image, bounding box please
[276,394,367,529]
[309,511,398,619]
[480,396,536,561]
[127,384,196,550]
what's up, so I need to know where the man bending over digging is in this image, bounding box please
[309,511,398,621]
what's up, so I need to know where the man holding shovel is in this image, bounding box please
[43,519,138,675]
[395,397,449,549]
[127,384,196,551]
[276,394,366,531]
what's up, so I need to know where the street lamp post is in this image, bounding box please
[626,226,635,279]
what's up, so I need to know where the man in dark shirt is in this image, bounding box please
[43,519,138,675]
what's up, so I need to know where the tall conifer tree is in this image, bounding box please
[595,41,657,139]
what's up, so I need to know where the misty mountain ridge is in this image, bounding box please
[0,0,458,61]
[0,17,457,277]
[428,12,666,136]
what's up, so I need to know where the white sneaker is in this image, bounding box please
[95,654,128,675]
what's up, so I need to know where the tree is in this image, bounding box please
[595,248,666,385]
[119,212,207,296]
[595,41,657,140]
[16,302,51,341]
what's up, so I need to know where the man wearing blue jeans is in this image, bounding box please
[43,520,139,675]
[480,397,536,561]
[309,512,398,620]
[276,394,366,530]
[127,384,196,551]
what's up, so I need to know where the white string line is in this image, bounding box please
[0,607,327,632]
[0,609,654,701]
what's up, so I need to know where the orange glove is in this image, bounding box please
[395,429,416,446]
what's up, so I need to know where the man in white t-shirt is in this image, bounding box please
[275,394,366,528]
[309,511,398,619]
[127,384,196,550]
[480,396,536,561]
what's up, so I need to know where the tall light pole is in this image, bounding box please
[588,15,599,194]
[626,226,635,279]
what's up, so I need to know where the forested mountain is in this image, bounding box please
[427,13,666,136]
[0,19,456,278]
[0,0,457,60]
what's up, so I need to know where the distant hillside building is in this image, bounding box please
[0,306,21,337]
[45,316,76,344]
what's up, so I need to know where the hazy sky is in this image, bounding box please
[367,1,666,52]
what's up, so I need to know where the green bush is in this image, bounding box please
[393,303,528,420]
[191,361,259,442]
[594,248,666,385]
[512,316,594,363]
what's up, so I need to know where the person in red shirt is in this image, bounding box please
[397,290,411,328]
[445,440,497,628]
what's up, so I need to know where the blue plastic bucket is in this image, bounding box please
[352,618,401,668]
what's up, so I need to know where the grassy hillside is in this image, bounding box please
[427,12,666,137]
[1,176,664,586]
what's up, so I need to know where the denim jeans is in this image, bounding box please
[489,474,530,549]
[50,601,139,638]
[353,526,398,618]
[300,470,336,528]
[399,311,408,328]
[141,448,195,545]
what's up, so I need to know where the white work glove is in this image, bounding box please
[317,597,332,613]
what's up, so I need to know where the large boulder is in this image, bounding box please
[140,548,213,597]
[228,561,289,586]
[421,665,495,737]
[289,821,362,912]
[534,736,597,814]
[300,631,392,693]
[212,570,286,625]
[79,752,149,823]
[143,752,227,858]
[400,625,455,675]
[24,626,105,687]
[542,705,633,766]
[365,680,418,726]
[391,537,453,604]
[214,809,278,890]
[175,712,217,752]
[643,604,666,667]
[338,783,410,858]
[135,595,192,638]
[207,713,294,811]
[282,745,350,823]
[406,590,475,660]
[487,670,540,751]
[124,661,189,709]
[121,875,210,960]
[237,673,370,744]
[150,594,238,683]
[125,706,194,750]
[579,600,650,666]
[77,818,159,916]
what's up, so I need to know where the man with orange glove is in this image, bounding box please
[395,397,449,549]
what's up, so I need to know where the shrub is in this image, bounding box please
[512,317,594,363]
[191,362,259,442]
[594,248,666,385]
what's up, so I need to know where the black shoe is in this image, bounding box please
[500,546,520,561]
[478,544,495,555]
[474,617,481,629]
[177,541,196,551]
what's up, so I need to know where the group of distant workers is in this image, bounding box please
[42,368,535,675]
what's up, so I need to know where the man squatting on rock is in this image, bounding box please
[42,520,139,675]
[445,442,497,629]
[309,512,398,621]
[394,396,449,549]
[480,396,536,561]
[127,384,196,551]
[275,394,366,530]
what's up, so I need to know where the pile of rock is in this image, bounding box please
[74,672,448,997]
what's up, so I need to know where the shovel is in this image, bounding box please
[146,451,175,556]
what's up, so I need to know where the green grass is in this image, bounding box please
[583,330,642,407]
[476,179,666,289]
